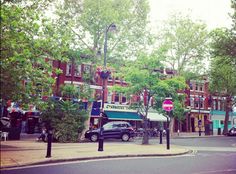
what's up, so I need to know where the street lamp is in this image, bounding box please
[98,23,117,152]
[198,95,203,136]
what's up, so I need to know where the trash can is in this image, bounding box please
[217,128,221,135]
[8,127,21,140]
[205,125,210,135]
[27,117,35,134]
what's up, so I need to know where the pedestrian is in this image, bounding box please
[37,127,47,142]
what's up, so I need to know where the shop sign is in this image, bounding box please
[104,104,136,112]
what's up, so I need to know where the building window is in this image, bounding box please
[190,97,194,107]
[66,63,72,76]
[107,92,112,103]
[83,64,91,73]
[122,96,126,104]
[189,83,193,90]
[75,65,81,77]
[114,93,119,103]
[108,74,113,81]
[200,85,203,91]
[200,102,203,108]
[218,100,221,110]
[213,100,216,110]
[195,84,198,91]
[221,101,225,111]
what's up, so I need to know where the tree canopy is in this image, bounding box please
[52,0,151,69]
[208,0,236,134]
[1,0,69,106]
[156,13,209,77]
[113,52,186,144]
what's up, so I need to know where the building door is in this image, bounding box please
[191,117,195,132]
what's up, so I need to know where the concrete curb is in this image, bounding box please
[1,150,193,169]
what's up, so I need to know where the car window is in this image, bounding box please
[112,124,120,128]
[103,123,113,130]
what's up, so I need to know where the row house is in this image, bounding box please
[184,79,212,133]
[52,61,236,133]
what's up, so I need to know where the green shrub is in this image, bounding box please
[41,99,88,142]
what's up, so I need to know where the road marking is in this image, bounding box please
[192,169,236,174]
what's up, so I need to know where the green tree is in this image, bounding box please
[209,1,236,134]
[209,55,236,134]
[156,13,209,76]
[113,53,186,144]
[0,0,69,107]
[52,0,151,69]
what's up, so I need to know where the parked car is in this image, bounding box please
[85,121,135,142]
[226,127,236,136]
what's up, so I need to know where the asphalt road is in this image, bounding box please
[1,136,236,174]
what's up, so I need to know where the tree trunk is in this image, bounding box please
[170,117,175,137]
[142,117,149,144]
[223,96,231,135]
[142,93,151,145]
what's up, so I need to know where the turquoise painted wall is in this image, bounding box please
[211,110,235,129]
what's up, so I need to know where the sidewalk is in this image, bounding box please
[0,134,191,169]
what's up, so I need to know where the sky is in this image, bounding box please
[148,0,233,30]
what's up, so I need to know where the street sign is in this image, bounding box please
[162,99,173,112]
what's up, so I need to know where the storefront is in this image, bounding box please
[210,110,236,135]
[146,110,168,129]
[90,103,142,128]
[89,102,169,129]
[188,109,210,133]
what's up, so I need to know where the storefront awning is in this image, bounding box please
[147,112,167,122]
[104,111,142,121]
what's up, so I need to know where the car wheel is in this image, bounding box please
[121,133,130,141]
[90,134,98,142]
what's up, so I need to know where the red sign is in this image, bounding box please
[162,99,173,112]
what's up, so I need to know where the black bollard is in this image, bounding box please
[159,130,163,144]
[46,130,52,158]
[199,127,201,136]
[166,128,170,150]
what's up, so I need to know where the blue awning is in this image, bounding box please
[104,111,142,121]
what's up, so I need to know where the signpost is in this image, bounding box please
[162,98,173,150]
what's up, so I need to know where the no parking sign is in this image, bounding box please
[162,99,173,112]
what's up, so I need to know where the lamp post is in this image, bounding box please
[198,95,202,136]
[98,23,116,152]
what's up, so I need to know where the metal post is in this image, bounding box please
[98,24,116,152]
[159,129,162,144]
[166,115,170,150]
[199,95,201,136]
[98,79,105,151]
[46,130,52,158]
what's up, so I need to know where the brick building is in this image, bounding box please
[52,60,235,133]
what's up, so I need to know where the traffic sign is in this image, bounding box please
[162,99,173,112]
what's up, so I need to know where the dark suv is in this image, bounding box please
[85,121,135,142]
